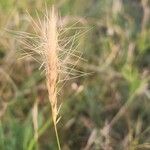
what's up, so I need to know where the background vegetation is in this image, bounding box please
[0,0,150,149]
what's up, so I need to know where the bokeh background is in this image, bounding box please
[0,0,150,149]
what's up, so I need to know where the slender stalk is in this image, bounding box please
[53,121,61,150]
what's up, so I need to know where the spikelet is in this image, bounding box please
[12,6,87,149]
[14,7,87,124]
[43,7,59,124]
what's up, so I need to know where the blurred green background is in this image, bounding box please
[0,0,150,149]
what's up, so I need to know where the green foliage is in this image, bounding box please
[0,0,14,11]
[137,31,150,54]
[122,64,141,94]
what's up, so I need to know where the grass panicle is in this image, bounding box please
[15,6,86,150]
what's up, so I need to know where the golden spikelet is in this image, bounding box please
[12,6,87,149]
[40,7,61,149]
[43,7,59,125]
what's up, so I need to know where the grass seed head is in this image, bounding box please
[15,6,86,124]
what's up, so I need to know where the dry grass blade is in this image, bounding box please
[32,99,38,142]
